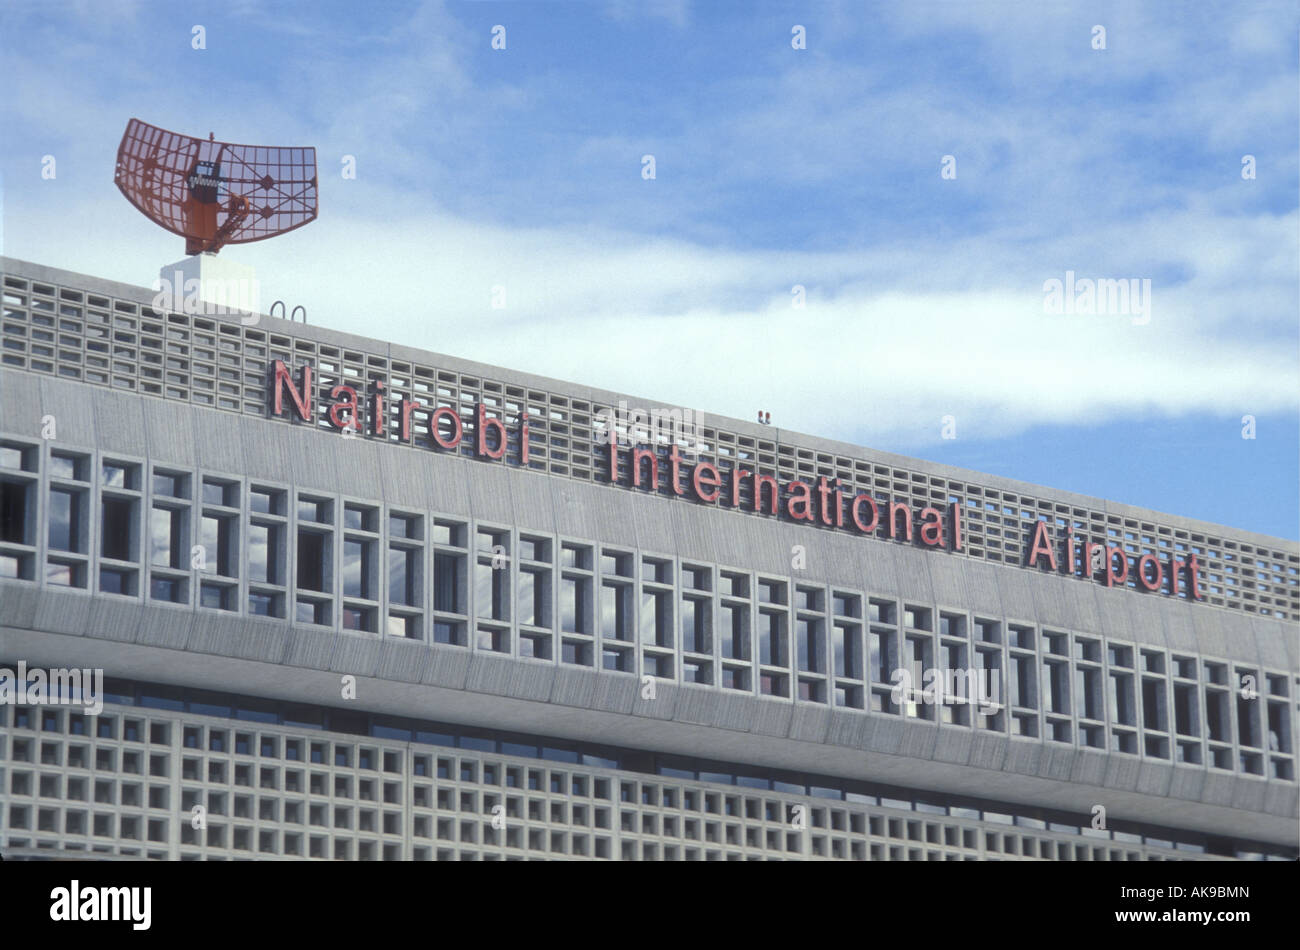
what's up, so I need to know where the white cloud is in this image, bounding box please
[1,0,1295,459]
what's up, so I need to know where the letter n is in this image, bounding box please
[272,360,313,420]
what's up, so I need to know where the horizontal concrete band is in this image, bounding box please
[2,370,1295,670]
[3,613,1294,846]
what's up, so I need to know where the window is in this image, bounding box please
[720,603,748,660]
[387,513,424,637]
[247,487,286,618]
[199,480,238,612]
[1010,655,1036,709]
[601,551,632,577]
[681,596,709,654]
[758,579,785,606]
[389,547,417,607]
[149,505,184,568]
[148,480,188,603]
[833,621,860,679]
[99,470,140,595]
[434,553,462,613]
[476,560,506,620]
[0,442,36,472]
[1,479,30,544]
[517,539,553,658]
[343,538,373,598]
[102,461,137,489]
[639,589,671,648]
[1173,683,1198,736]
[561,543,590,570]
[1143,678,1166,732]
[601,580,631,641]
[101,497,134,560]
[720,571,747,598]
[344,503,375,533]
[202,478,237,507]
[248,523,279,584]
[1042,661,1069,715]
[518,566,549,628]
[1205,688,1230,744]
[561,575,589,634]
[432,524,467,646]
[600,561,634,672]
[152,471,187,499]
[0,472,34,580]
[250,487,282,515]
[758,612,785,666]
[797,618,823,673]
[1109,671,1135,726]
[1076,667,1102,721]
[48,487,84,552]
[870,630,895,684]
[342,514,378,632]
[200,514,236,576]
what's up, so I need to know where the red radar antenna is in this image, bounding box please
[114,118,318,255]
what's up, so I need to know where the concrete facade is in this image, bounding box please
[1,256,1296,861]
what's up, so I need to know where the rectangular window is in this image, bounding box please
[0,443,33,471]
[561,576,588,634]
[1173,683,1198,736]
[1237,694,1259,747]
[870,630,895,683]
[518,568,548,627]
[1076,667,1101,720]
[681,598,709,654]
[833,622,860,679]
[101,497,134,561]
[343,539,373,600]
[49,452,84,481]
[200,584,232,611]
[389,547,417,607]
[1268,701,1291,753]
[203,479,236,507]
[640,589,670,647]
[1,481,29,544]
[248,523,280,585]
[152,472,186,498]
[150,506,184,568]
[1011,655,1036,709]
[433,553,462,613]
[1109,672,1135,726]
[343,605,374,632]
[200,514,236,576]
[250,487,282,516]
[344,504,376,532]
[758,612,785,666]
[49,488,83,552]
[476,560,504,619]
[432,520,464,547]
[797,618,822,673]
[1205,690,1229,743]
[601,583,630,641]
[720,603,748,660]
[102,462,136,489]
[298,530,328,592]
[1143,679,1166,731]
[1043,662,1069,715]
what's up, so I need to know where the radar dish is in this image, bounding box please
[114,118,318,255]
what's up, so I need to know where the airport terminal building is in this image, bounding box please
[1,255,1296,861]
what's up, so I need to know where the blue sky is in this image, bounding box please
[1,0,1297,538]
